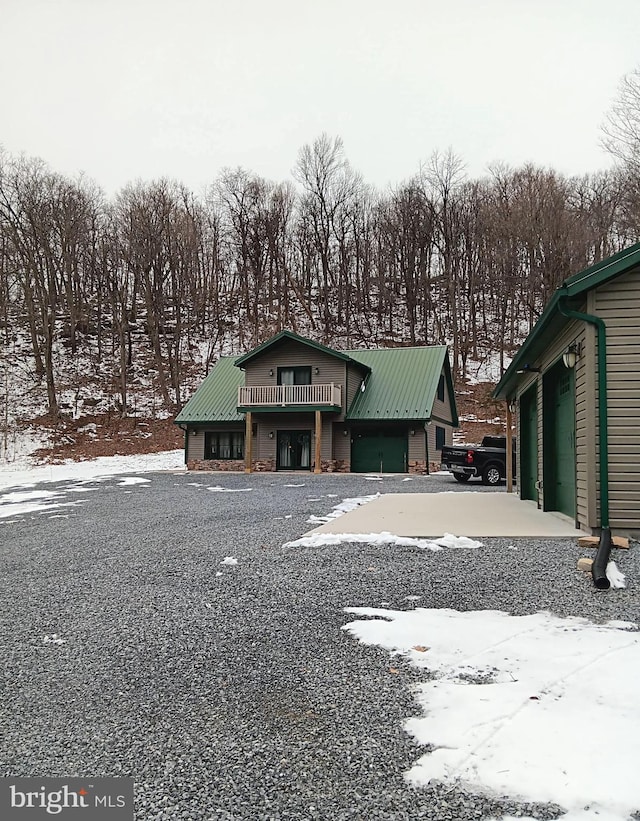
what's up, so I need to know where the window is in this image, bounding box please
[278,366,311,385]
[204,431,244,460]
[435,425,446,452]
[437,374,445,402]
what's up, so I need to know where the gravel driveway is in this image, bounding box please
[1,472,637,820]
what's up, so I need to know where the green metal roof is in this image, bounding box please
[234,329,369,371]
[175,356,244,424]
[345,346,458,424]
[493,241,640,400]
[175,343,457,426]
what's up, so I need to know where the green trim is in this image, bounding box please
[185,422,246,429]
[237,404,341,413]
[493,292,563,398]
[443,360,459,427]
[425,425,430,474]
[558,297,609,529]
[234,329,370,371]
[431,414,454,426]
[347,417,429,424]
[563,241,640,294]
[493,242,640,400]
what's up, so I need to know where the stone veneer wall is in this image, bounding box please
[408,460,429,475]
[187,459,246,471]
[320,459,350,473]
[187,459,349,473]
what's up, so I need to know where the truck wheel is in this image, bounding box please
[482,464,502,486]
[453,474,471,483]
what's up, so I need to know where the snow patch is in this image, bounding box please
[343,607,640,821]
[306,494,379,524]
[0,450,184,491]
[207,486,252,493]
[606,560,626,589]
[285,531,483,551]
[43,634,66,645]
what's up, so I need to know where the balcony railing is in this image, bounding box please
[238,383,342,408]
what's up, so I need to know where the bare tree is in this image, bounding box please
[601,66,640,174]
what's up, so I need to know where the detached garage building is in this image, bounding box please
[176,331,458,474]
[494,242,640,537]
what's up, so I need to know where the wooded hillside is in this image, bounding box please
[1,133,639,452]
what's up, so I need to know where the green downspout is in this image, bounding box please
[557,295,609,529]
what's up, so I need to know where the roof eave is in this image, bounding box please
[234,330,364,369]
[495,243,640,400]
[493,291,563,400]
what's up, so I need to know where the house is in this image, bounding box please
[493,242,640,538]
[175,330,458,474]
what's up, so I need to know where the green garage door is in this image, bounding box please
[351,429,408,473]
[543,364,576,518]
[520,386,538,502]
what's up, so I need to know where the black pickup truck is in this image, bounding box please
[440,435,516,486]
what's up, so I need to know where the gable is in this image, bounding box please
[345,347,458,424]
[234,329,367,371]
[494,242,640,400]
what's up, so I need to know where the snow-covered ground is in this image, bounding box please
[0,451,636,821]
[0,449,184,491]
[343,607,639,821]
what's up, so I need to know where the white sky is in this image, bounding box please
[3,0,639,195]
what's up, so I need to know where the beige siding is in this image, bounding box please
[595,266,640,533]
[431,372,455,425]
[332,423,351,462]
[425,368,455,461]
[426,422,452,462]
[409,427,427,462]
[346,363,365,413]
[574,324,591,527]
[242,339,347,420]
[189,430,205,461]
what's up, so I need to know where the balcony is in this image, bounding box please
[238,383,342,411]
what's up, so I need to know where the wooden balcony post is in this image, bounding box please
[245,411,253,473]
[314,410,322,474]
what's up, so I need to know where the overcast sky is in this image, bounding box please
[2,0,639,196]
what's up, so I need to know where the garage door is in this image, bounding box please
[543,364,576,518]
[520,386,538,502]
[351,429,407,473]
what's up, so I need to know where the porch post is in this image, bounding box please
[245,411,253,473]
[505,400,513,493]
[314,410,322,474]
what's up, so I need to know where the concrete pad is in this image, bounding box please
[306,492,584,538]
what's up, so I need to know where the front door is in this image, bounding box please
[277,430,311,470]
